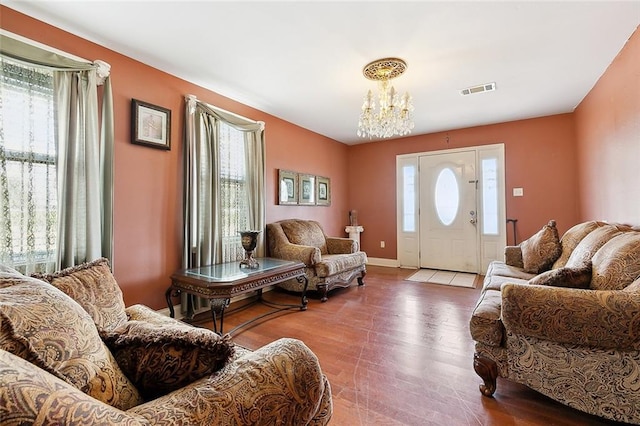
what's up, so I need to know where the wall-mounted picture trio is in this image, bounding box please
[278,169,330,206]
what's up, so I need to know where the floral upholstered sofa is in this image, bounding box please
[267,219,367,302]
[470,220,640,424]
[0,259,332,425]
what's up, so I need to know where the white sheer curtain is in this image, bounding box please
[182,95,265,313]
[0,34,114,272]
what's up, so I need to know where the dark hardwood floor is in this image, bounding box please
[193,265,627,425]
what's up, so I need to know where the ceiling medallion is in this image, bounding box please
[357,57,414,139]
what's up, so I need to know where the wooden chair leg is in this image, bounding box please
[473,353,498,397]
[318,284,329,302]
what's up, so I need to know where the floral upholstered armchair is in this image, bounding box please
[267,219,367,302]
[0,259,332,425]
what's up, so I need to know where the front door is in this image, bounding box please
[419,150,478,272]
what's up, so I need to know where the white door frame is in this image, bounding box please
[396,144,506,274]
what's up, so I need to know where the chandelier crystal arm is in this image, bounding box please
[357,57,414,139]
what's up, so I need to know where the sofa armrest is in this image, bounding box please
[126,303,185,325]
[502,283,640,350]
[504,246,524,268]
[0,349,147,425]
[128,338,331,425]
[272,242,321,267]
[326,237,357,254]
[267,222,321,266]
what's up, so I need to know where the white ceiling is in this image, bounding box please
[4,1,639,145]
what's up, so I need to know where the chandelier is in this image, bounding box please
[357,58,414,139]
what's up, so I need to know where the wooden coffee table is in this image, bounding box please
[166,257,308,335]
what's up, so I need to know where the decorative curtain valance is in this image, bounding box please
[0,32,114,269]
[182,95,266,314]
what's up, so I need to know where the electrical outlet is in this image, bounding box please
[380,241,385,248]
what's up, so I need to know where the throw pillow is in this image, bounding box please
[565,224,622,269]
[520,220,562,274]
[0,273,143,410]
[101,320,235,399]
[551,221,601,269]
[528,262,592,288]
[33,258,128,332]
[590,232,640,290]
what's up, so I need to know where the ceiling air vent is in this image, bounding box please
[460,82,496,96]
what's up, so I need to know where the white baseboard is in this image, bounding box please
[367,257,399,268]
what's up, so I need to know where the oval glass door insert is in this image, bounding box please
[434,167,459,226]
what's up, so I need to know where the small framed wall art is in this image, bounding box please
[298,174,316,206]
[278,169,298,205]
[316,176,331,206]
[131,99,171,150]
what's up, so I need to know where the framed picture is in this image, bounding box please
[316,176,331,206]
[298,174,316,206]
[131,99,171,150]
[278,169,298,205]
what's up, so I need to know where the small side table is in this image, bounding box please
[345,225,364,250]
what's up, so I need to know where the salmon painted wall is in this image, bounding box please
[574,27,640,225]
[1,6,348,309]
[347,114,580,259]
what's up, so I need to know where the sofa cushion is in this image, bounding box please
[565,224,622,268]
[528,262,592,289]
[520,220,562,274]
[590,232,640,290]
[469,289,504,346]
[33,258,127,332]
[482,272,529,292]
[315,252,367,277]
[552,221,602,269]
[485,260,536,282]
[101,320,235,399]
[0,270,143,410]
[280,219,328,255]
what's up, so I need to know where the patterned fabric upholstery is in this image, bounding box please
[564,224,622,268]
[528,262,592,288]
[267,219,367,301]
[0,270,143,410]
[590,232,640,290]
[101,320,235,399]
[469,221,640,424]
[0,349,147,425]
[33,257,128,332]
[551,220,602,269]
[128,338,333,425]
[519,220,562,273]
[280,219,329,254]
[0,263,333,425]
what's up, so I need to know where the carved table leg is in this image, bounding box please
[473,353,498,397]
[210,298,231,335]
[297,275,309,310]
[165,287,180,318]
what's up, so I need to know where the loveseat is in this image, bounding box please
[267,219,367,302]
[0,259,332,425]
[470,220,640,424]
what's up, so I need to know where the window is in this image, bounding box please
[434,167,460,226]
[481,158,499,235]
[0,57,57,273]
[218,122,248,262]
[402,164,416,232]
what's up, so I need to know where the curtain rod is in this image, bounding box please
[0,29,90,64]
[186,94,259,125]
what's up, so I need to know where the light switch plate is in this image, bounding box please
[513,187,524,197]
